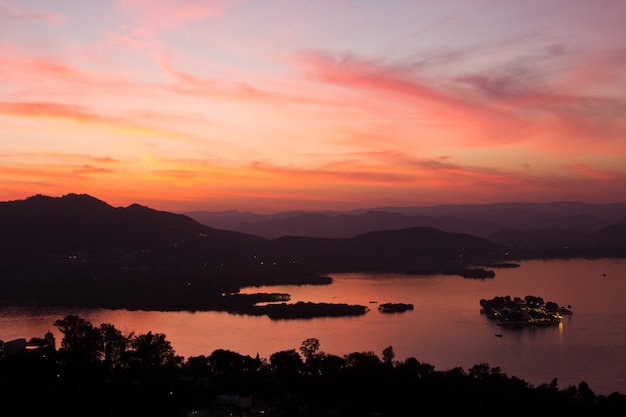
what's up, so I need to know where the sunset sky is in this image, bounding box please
[1,0,625,213]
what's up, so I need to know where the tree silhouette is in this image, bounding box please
[98,323,131,370]
[129,331,182,369]
[5,316,623,416]
[270,349,303,378]
[382,345,395,366]
[300,337,320,362]
[54,315,103,364]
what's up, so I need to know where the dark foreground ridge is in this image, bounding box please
[1,315,625,417]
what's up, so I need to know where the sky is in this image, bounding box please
[1,0,625,213]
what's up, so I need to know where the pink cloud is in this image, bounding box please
[296,50,528,147]
[117,0,231,28]
[299,50,454,106]
[0,50,155,98]
[159,55,343,108]
[298,47,626,153]
[110,0,239,47]
[160,56,273,100]
[0,0,62,24]
[455,44,626,146]
[565,163,616,181]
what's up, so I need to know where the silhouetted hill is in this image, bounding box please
[0,193,265,258]
[261,227,508,273]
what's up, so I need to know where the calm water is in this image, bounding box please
[1,258,625,396]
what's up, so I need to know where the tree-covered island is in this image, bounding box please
[480,295,573,326]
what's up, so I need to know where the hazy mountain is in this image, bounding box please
[189,211,502,239]
[185,201,626,239]
[367,201,626,224]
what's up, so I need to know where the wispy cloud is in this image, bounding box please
[564,163,616,181]
[108,0,239,47]
[295,49,526,147]
[159,55,357,110]
[298,50,455,106]
[0,0,62,24]
[0,101,118,123]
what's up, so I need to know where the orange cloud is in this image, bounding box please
[0,101,117,123]
[249,160,415,186]
[3,149,625,213]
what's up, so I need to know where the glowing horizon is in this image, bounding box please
[2,0,625,213]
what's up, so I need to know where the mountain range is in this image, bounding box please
[186,201,626,251]
[1,193,625,311]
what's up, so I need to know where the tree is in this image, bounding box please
[209,349,249,375]
[54,315,102,364]
[317,353,345,376]
[269,349,303,378]
[99,323,131,370]
[382,345,395,366]
[129,331,182,369]
[186,355,211,377]
[343,351,383,381]
[344,351,381,370]
[299,337,320,363]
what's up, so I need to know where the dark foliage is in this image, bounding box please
[1,316,625,416]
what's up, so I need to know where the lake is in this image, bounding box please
[1,258,625,396]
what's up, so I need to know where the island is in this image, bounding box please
[222,293,369,319]
[378,302,414,313]
[248,301,369,319]
[461,268,495,279]
[480,295,572,326]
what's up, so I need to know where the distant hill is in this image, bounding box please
[185,202,626,254]
[259,226,507,273]
[186,210,501,239]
